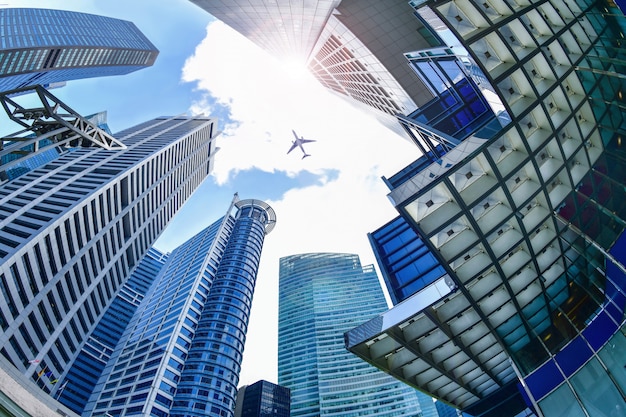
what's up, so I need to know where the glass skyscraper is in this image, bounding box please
[234,380,290,417]
[57,248,169,414]
[345,0,626,416]
[85,196,276,417]
[188,0,340,63]
[278,252,434,417]
[0,8,158,92]
[188,0,436,137]
[0,115,218,406]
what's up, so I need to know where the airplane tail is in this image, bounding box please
[302,154,311,159]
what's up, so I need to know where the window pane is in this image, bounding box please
[598,331,626,396]
[570,357,625,416]
[538,384,586,417]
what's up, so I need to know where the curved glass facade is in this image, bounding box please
[346,0,626,416]
[170,200,276,417]
[86,197,275,417]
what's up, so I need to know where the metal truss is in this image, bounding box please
[0,85,125,174]
[396,113,461,160]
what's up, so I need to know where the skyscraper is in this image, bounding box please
[57,247,169,414]
[0,115,218,404]
[85,196,276,417]
[188,0,339,63]
[234,380,290,417]
[278,252,431,417]
[306,1,434,116]
[345,0,626,416]
[188,1,435,136]
[0,8,158,92]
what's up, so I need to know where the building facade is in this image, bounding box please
[234,380,290,417]
[188,0,340,63]
[0,8,158,92]
[345,0,626,416]
[57,248,169,414]
[0,115,218,404]
[85,196,276,417]
[278,252,432,417]
[188,0,436,136]
[306,0,434,118]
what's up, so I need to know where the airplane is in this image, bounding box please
[287,130,316,159]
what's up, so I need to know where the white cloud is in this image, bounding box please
[182,21,420,184]
[181,21,422,386]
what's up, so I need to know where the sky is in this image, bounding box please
[9,0,423,386]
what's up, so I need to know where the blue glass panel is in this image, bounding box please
[524,360,564,400]
[582,311,618,351]
[605,299,624,323]
[555,336,592,377]
[440,60,463,83]
[604,263,625,303]
[570,358,626,416]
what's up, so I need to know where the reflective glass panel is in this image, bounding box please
[598,331,626,396]
[538,383,586,417]
[570,357,625,417]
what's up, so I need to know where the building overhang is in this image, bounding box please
[345,274,517,410]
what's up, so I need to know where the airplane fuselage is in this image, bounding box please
[288,130,315,159]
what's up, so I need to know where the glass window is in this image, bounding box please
[598,331,626,396]
[570,357,625,416]
[538,383,586,417]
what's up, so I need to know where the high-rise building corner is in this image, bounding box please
[84,196,276,417]
[0,114,218,413]
[0,8,159,93]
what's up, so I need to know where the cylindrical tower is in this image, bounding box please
[170,198,276,417]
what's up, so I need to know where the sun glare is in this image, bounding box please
[281,58,309,80]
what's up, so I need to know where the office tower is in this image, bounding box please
[188,1,435,135]
[346,0,626,416]
[57,248,169,414]
[278,252,429,417]
[306,1,434,116]
[188,1,340,63]
[234,380,290,417]
[0,8,158,92]
[0,115,218,405]
[85,196,276,417]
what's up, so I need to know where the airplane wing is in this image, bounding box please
[287,142,298,154]
[299,139,316,144]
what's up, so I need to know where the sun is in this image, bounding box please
[280,58,309,80]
